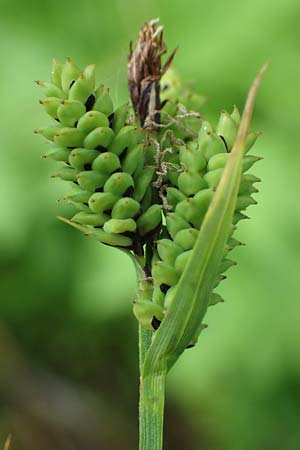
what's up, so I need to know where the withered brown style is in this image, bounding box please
[128,18,177,127]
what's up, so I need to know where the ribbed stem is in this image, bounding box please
[139,368,166,450]
[135,261,166,450]
[139,326,152,372]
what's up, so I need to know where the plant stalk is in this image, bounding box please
[139,362,166,450]
[136,267,167,450]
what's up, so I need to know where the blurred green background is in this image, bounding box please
[0,0,300,449]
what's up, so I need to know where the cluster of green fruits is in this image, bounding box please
[136,108,261,334]
[35,58,162,249]
[36,58,261,344]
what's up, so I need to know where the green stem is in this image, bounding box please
[134,260,167,450]
[139,369,167,450]
[139,325,152,372]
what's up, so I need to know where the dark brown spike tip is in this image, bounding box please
[128,18,177,128]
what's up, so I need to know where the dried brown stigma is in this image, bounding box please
[128,18,177,127]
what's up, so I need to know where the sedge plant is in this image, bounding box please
[34,19,267,450]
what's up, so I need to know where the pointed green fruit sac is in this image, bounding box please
[103,172,134,196]
[204,132,227,160]
[176,188,213,227]
[103,218,136,234]
[204,168,223,189]
[157,239,182,265]
[111,197,140,219]
[227,237,243,249]
[175,198,204,229]
[136,204,162,236]
[164,285,177,310]
[165,149,180,165]
[57,100,86,127]
[236,195,257,211]
[166,165,180,186]
[65,190,91,203]
[207,153,229,171]
[166,187,186,209]
[188,323,208,348]
[94,89,114,116]
[152,261,180,287]
[40,97,62,118]
[152,286,165,307]
[140,185,153,212]
[179,145,206,171]
[54,128,85,148]
[242,173,261,185]
[51,59,63,88]
[133,150,146,178]
[34,126,63,142]
[95,83,104,97]
[68,201,90,212]
[245,131,261,154]
[216,110,238,150]
[109,126,142,156]
[133,300,164,330]
[230,105,241,126]
[36,80,66,99]
[83,127,115,150]
[122,144,144,174]
[110,103,129,133]
[69,148,98,170]
[166,213,190,239]
[71,211,109,226]
[174,249,192,273]
[61,57,81,92]
[193,188,214,212]
[239,175,261,196]
[77,111,109,133]
[242,155,262,172]
[218,258,236,274]
[209,292,224,306]
[223,240,241,257]
[43,147,70,162]
[133,166,155,202]
[83,64,96,91]
[68,74,92,103]
[197,121,213,152]
[53,166,80,182]
[233,211,249,224]
[92,152,121,173]
[177,170,207,196]
[207,153,260,174]
[81,225,133,247]
[174,228,198,250]
[88,192,119,214]
[239,180,259,195]
[214,274,227,289]
[77,170,109,192]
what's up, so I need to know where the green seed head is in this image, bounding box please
[36,46,265,360]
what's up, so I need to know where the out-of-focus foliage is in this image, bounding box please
[0,0,299,449]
